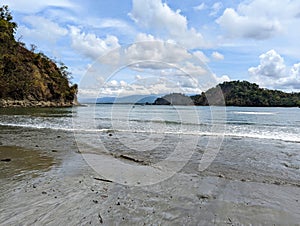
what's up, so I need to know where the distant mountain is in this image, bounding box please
[113,95,158,104]
[97,97,116,104]
[154,81,300,107]
[80,95,159,104]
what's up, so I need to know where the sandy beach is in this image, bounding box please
[0,125,299,225]
[1,1,300,225]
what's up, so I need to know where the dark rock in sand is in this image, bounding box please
[1,158,11,162]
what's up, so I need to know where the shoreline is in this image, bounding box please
[0,126,299,224]
[0,99,80,108]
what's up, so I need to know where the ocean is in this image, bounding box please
[0,105,299,142]
[0,105,299,224]
[0,104,299,184]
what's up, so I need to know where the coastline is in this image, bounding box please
[0,126,299,225]
[0,99,79,108]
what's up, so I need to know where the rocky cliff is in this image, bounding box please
[0,6,78,107]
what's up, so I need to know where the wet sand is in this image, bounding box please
[0,126,299,225]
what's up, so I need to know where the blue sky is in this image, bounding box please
[3,0,300,97]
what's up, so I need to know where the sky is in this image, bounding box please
[3,0,300,97]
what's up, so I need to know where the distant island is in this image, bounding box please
[0,6,78,107]
[154,81,300,107]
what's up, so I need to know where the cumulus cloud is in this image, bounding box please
[85,58,228,97]
[248,50,286,78]
[217,8,281,39]
[78,35,229,98]
[129,0,209,48]
[217,0,300,40]
[211,51,224,61]
[125,33,192,68]
[87,77,204,97]
[249,50,300,90]
[69,26,120,59]
[18,16,68,43]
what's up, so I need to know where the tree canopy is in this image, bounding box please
[191,81,300,107]
[155,81,300,107]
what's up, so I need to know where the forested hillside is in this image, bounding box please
[191,81,300,107]
[0,6,77,107]
[154,81,300,107]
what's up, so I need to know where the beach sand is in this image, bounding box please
[0,126,299,225]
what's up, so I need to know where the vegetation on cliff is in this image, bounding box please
[192,81,300,107]
[155,81,300,107]
[0,5,77,107]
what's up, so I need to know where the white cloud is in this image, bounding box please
[193,51,210,63]
[210,2,223,17]
[249,49,300,90]
[93,77,204,97]
[78,35,229,98]
[82,18,136,35]
[97,19,130,29]
[249,50,286,78]
[69,26,120,59]
[18,16,68,43]
[129,0,210,48]
[213,74,230,84]
[217,8,281,40]
[193,3,206,11]
[135,75,142,80]
[127,33,191,66]
[180,62,208,77]
[217,0,300,40]
[2,0,76,13]
[211,51,224,61]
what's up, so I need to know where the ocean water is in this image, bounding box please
[0,105,299,143]
[1,104,300,224]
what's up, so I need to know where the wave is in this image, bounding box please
[0,122,74,131]
[1,122,299,143]
[233,111,276,115]
[95,117,208,126]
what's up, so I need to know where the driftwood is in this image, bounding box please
[93,177,113,183]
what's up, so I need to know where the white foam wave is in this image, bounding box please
[233,111,276,115]
[1,122,299,143]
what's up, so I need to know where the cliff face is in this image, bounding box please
[0,6,78,107]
